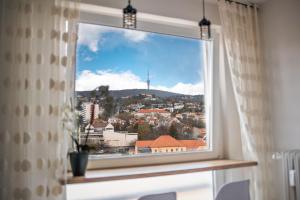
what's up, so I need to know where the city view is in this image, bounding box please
[75,23,207,156]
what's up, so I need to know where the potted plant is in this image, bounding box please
[61,96,96,177]
[65,87,109,176]
[69,136,90,177]
[69,99,97,177]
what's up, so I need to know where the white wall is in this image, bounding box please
[261,0,300,151]
[260,0,300,199]
[67,172,213,200]
[81,0,221,25]
[79,0,221,39]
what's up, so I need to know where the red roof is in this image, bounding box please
[135,141,153,148]
[138,109,169,114]
[150,135,185,148]
[180,140,206,149]
[135,135,206,149]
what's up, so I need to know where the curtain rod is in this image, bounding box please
[224,0,257,8]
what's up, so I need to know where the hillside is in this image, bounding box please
[76,89,203,99]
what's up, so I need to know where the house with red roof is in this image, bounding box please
[135,135,206,154]
[135,109,171,118]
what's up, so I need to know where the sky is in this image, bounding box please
[76,23,205,95]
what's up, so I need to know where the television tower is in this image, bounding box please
[147,70,150,91]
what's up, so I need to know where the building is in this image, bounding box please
[82,102,103,122]
[174,103,184,110]
[84,119,107,133]
[103,123,138,148]
[81,122,138,152]
[198,113,206,124]
[80,119,108,146]
[135,135,206,154]
[135,109,171,118]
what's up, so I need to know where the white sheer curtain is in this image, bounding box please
[218,1,275,200]
[0,0,79,199]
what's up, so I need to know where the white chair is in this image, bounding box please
[138,192,177,200]
[215,180,250,200]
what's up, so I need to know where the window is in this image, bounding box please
[74,7,221,168]
[75,23,208,156]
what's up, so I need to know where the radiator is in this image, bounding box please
[283,150,300,200]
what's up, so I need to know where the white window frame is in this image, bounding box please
[75,3,223,169]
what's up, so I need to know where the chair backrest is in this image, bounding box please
[138,192,177,200]
[215,180,250,200]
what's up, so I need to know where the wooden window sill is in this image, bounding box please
[62,159,257,185]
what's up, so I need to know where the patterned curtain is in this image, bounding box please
[0,0,79,199]
[218,1,276,200]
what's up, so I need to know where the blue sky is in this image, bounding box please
[76,23,204,95]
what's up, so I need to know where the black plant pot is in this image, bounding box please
[69,152,89,177]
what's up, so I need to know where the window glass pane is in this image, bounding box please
[75,23,208,157]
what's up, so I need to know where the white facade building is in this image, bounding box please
[81,122,138,148]
[103,123,138,147]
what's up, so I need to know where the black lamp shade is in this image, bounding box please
[199,17,211,40]
[123,1,137,29]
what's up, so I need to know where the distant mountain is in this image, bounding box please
[77,89,202,99]
[110,89,182,98]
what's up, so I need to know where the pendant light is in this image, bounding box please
[123,0,137,29]
[199,0,211,40]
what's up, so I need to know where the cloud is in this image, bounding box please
[76,70,146,91]
[78,24,109,52]
[76,70,204,95]
[154,82,204,96]
[123,30,148,42]
[78,24,149,52]
[83,56,93,62]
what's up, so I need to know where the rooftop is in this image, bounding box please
[135,135,206,149]
[180,140,206,149]
[150,135,185,148]
[138,109,169,114]
[92,119,108,128]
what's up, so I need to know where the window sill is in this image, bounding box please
[62,159,257,185]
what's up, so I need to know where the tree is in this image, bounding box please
[92,85,116,120]
[90,90,96,101]
[102,95,115,120]
[154,125,168,136]
[138,123,151,135]
[128,122,139,133]
[193,119,205,128]
[97,85,109,97]
[169,122,178,139]
[113,122,121,131]
[138,123,153,140]
[117,112,134,121]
